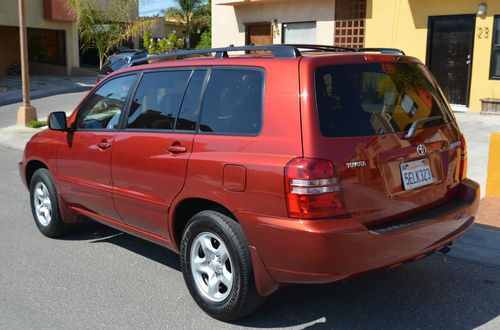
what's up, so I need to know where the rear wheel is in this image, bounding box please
[180,210,265,321]
[29,168,70,238]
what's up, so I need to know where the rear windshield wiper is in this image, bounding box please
[405,116,443,139]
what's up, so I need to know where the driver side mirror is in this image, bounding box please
[48,112,68,131]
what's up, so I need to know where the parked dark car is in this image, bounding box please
[97,49,148,81]
[20,45,479,321]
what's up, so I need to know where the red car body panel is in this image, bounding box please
[19,52,479,297]
[111,131,195,238]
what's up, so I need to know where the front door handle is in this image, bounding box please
[97,141,112,150]
[167,144,187,154]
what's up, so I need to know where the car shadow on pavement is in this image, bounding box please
[61,220,181,271]
[236,255,500,329]
[61,220,500,329]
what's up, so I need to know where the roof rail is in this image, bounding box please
[356,48,406,55]
[130,44,406,66]
[284,44,355,52]
[130,45,302,65]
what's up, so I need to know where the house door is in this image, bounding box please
[427,15,475,109]
[246,23,273,46]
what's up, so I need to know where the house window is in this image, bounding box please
[282,22,317,44]
[334,0,367,48]
[491,16,500,80]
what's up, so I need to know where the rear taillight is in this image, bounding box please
[459,134,468,181]
[285,158,347,219]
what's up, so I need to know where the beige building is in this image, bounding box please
[146,16,187,40]
[212,0,339,47]
[0,0,140,76]
[0,0,80,76]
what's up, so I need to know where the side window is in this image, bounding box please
[76,75,135,130]
[175,70,207,131]
[200,69,263,135]
[127,71,191,130]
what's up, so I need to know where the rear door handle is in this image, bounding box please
[97,142,112,150]
[167,145,187,154]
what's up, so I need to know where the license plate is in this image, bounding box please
[400,158,433,190]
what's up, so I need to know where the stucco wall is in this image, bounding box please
[0,0,79,75]
[365,0,500,113]
[212,0,335,47]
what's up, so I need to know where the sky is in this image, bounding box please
[139,0,176,17]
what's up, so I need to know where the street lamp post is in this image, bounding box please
[17,0,37,126]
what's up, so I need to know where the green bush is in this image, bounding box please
[195,30,211,50]
[26,120,47,128]
[143,31,185,55]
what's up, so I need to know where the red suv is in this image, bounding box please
[19,45,479,321]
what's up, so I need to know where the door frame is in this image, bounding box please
[425,14,476,107]
[245,22,273,45]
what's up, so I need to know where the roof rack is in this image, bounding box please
[130,44,405,66]
[131,45,300,66]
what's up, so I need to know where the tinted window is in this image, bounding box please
[127,71,191,130]
[315,63,452,137]
[76,75,135,130]
[200,69,263,135]
[176,70,206,131]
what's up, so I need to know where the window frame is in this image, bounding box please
[281,21,317,45]
[118,67,210,134]
[74,73,139,132]
[490,15,500,80]
[197,66,266,137]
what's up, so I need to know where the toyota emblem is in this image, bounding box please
[416,144,427,156]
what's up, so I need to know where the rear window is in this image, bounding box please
[315,63,453,137]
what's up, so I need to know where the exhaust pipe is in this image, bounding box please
[439,244,452,254]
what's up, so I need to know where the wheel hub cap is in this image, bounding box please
[190,232,234,302]
[33,182,52,227]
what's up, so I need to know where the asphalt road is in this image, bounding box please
[1,144,500,329]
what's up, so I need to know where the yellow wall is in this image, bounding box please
[365,0,500,113]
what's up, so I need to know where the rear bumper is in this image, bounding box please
[237,179,479,290]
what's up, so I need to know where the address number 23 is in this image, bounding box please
[477,27,490,39]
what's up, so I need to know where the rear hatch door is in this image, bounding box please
[301,55,463,227]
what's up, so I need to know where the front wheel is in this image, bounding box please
[180,210,265,321]
[29,168,70,238]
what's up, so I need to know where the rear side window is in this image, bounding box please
[200,69,263,135]
[315,63,452,137]
[127,71,191,130]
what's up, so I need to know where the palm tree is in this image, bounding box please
[163,0,209,49]
[69,0,157,68]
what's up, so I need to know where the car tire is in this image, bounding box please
[180,210,265,321]
[29,168,71,238]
